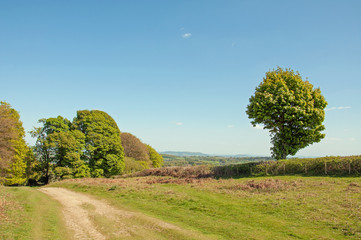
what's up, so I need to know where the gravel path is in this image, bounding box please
[39,187,180,240]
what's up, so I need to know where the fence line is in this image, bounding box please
[213,156,361,178]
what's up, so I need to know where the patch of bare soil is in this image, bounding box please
[39,187,180,240]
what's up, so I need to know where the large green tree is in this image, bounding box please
[246,67,327,159]
[121,133,150,163]
[31,117,69,183]
[0,103,17,178]
[50,130,90,178]
[0,102,32,185]
[73,110,124,177]
[120,133,163,173]
[31,116,90,183]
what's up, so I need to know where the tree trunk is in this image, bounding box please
[45,150,50,184]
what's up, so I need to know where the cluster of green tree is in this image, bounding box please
[1,67,328,184]
[162,154,272,167]
[0,106,163,185]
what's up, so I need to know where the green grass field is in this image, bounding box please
[49,176,361,240]
[0,186,69,240]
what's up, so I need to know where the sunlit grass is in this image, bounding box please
[52,176,361,239]
[0,186,69,240]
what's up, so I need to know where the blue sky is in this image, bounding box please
[1,0,360,157]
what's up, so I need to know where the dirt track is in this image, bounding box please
[39,187,182,240]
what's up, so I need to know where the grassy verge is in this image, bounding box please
[0,186,69,240]
[50,176,361,240]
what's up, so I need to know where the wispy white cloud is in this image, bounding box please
[182,33,192,39]
[227,125,234,128]
[175,122,183,126]
[325,106,351,111]
[231,42,236,47]
[179,27,185,31]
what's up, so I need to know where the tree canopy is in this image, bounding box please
[121,133,150,162]
[0,102,17,173]
[0,102,32,185]
[73,110,124,177]
[30,116,84,183]
[31,110,125,181]
[246,67,327,159]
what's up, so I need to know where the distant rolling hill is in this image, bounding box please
[160,151,263,158]
[160,151,209,157]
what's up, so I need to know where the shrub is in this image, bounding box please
[123,157,149,174]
